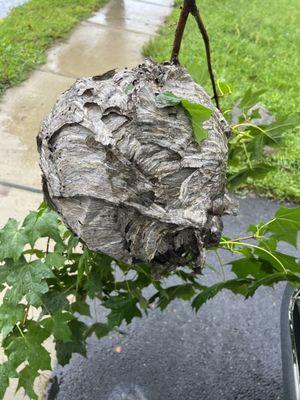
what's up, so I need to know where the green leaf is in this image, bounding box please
[263,117,300,139]
[22,206,63,247]
[266,206,300,247]
[4,259,54,306]
[66,234,79,257]
[156,91,181,106]
[41,290,69,314]
[254,248,300,274]
[71,300,90,316]
[92,253,114,280]
[192,279,251,311]
[181,99,212,144]
[155,284,197,310]
[55,320,87,366]
[84,265,103,299]
[246,272,300,297]
[0,219,28,261]
[45,251,66,269]
[0,362,14,399]
[0,303,25,339]
[156,91,212,144]
[231,257,274,279]
[0,370,8,399]
[76,249,89,290]
[17,365,38,400]
[41,312,73,342]
[104,295,142,327]
[227,162,273,190]
[5,322,51,372]
[217,80,232,96]
[86,323,111,339]
[238,88,265,110]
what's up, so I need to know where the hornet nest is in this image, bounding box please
[38,59,236,272]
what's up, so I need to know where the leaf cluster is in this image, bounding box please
[226,87,299,190]
[0,202,299,398]
[156,88,299,194]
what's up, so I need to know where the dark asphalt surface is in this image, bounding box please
[47,196,295,400]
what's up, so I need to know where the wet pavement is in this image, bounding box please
[0,1,173,399]
[0,0,173,227]
[0,0,26,18]
[47,196,291,400]
[1,1,293,399]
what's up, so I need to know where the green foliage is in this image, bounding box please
[227,88,300,191]
[156,88,299,192]
[0,203,299,398]
[157,91,213,144]
[0,0,107,97]
[144,0,300,201]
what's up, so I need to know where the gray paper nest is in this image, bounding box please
[38,59,235,272]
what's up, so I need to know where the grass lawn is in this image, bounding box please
[0,0,106,97]
[144,0,300,201]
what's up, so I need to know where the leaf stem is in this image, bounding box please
[16,323,25,338]
[215,250,226,280]
[232,122,265,133]
[46,237,50,254]
[220,239,287,274]
[21,304,30,327]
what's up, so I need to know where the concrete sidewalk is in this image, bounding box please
[0,1,173,399]
[0,0,173,227]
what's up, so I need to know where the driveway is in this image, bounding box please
[47,196,292,400]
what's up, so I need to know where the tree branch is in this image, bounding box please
[190,4,220,110]
[171,0,220,110]
[171,1,191,63]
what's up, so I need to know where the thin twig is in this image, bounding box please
[46,237,50,254]
[190,4,220,109]
[170,0,220,110]
[171,2,190,63]
[229,234,256,242]
[21,305,30,328]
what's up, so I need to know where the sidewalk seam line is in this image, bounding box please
[0,181,42,194]
[124,0,172,9]
[36,68,77,80]
[82,20,154,36]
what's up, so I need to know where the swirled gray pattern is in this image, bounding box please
[38,59,235,271]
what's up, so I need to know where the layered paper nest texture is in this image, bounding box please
[38,59,233,271]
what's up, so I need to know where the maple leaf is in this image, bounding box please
[104,295,142,327]
[5,322,51,373]
[0,303,25,339]
[192,279,251,311]
[55,320,87,366]
[41,312,73,342]
[0,219,28,261]
[22,206,63,247]
[231,257,274,279]
[156,92,212,144]
[17,366,38,400]
[266,206,300,247]
[4,259,54,307]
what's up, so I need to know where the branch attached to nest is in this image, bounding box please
[171,0,220,110]
[38,60,234,273]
